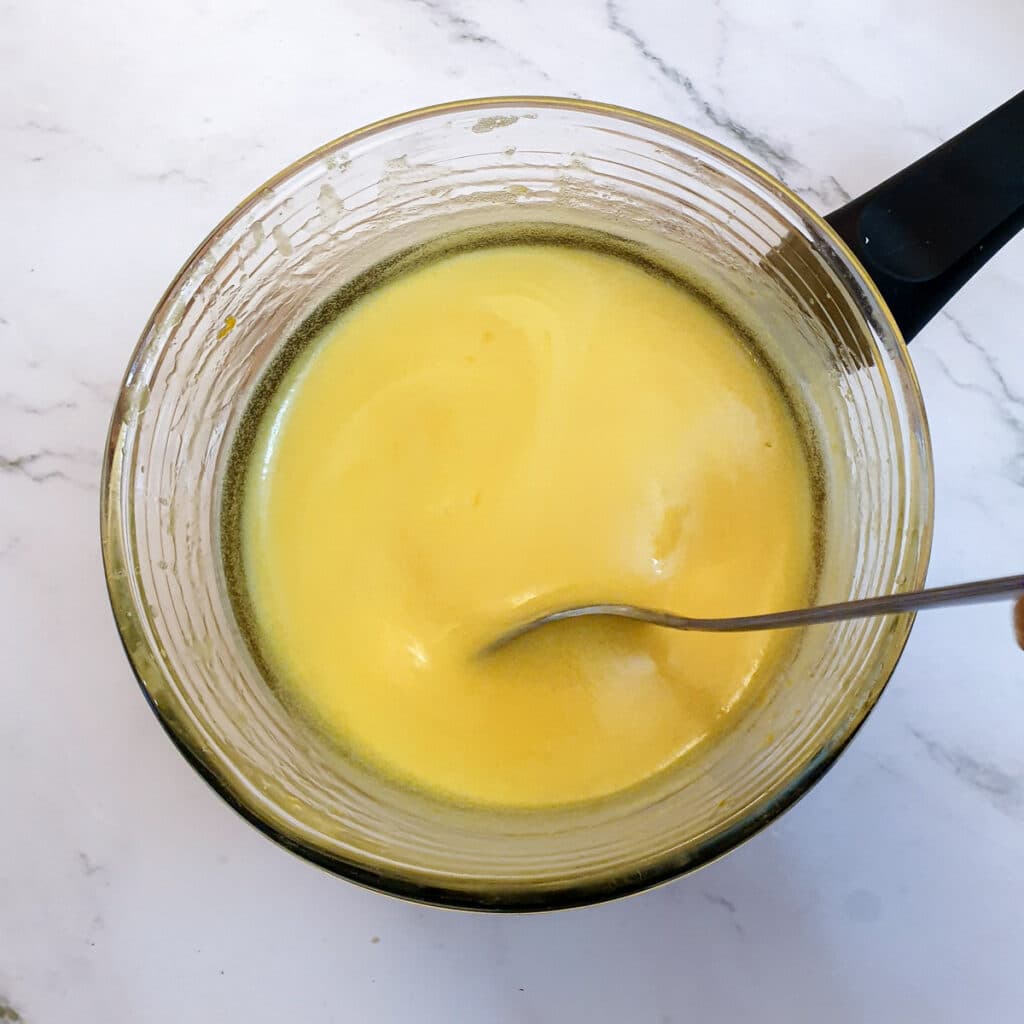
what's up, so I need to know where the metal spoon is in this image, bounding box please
[481,574,1024,656]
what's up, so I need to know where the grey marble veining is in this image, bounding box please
[2,0,1023,1021]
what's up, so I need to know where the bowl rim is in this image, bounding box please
[100,94,934,912]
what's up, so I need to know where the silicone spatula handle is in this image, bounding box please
[825,90,1024,342]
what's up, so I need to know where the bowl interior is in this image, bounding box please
[102,98,932,910]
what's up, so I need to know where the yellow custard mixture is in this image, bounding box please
[236,241,816,807]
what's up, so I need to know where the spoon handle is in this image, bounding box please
[629,573,1024,632]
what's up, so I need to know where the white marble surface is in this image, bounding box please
[2,0,1023,1020]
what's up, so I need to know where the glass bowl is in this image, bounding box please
[101,97,932,911]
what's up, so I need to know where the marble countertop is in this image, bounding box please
[3,1,1023,1020]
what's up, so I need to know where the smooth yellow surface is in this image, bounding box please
[242,244,815,807]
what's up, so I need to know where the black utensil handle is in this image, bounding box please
[825,90,1024,342]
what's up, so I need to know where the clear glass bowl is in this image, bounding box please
[101,98,932,910]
